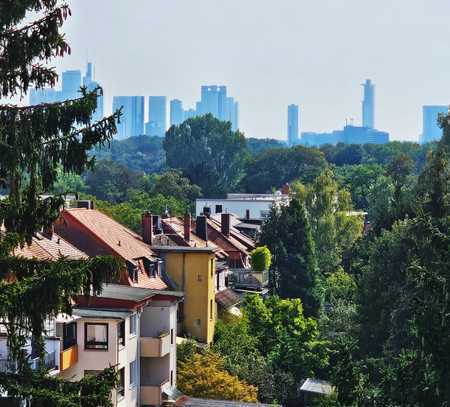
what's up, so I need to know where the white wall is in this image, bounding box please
[196,199,275,220]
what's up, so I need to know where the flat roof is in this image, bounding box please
[99,284,183,301]
[152,245,218,254]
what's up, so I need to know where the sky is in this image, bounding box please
[45,0,450,141]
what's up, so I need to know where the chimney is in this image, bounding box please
[281,183,290,195]
[142,212,153,245]
[184,213,191,242]
[196,215,208,242]
[152,215,162,235]
[221,213,231,237]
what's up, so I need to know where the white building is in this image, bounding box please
[196,192,290,221]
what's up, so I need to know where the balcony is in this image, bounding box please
[60,344,78,371]
[230,268,269,291]
[140,380,169,406]
[140,333,171,358]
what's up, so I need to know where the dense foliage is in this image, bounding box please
[0,1,120,404]
[164,114,247,197]
[249,246,271,271]
[260,198,323,317]
[242,145,328,193]
[214,295,328,406]
[177,342,258,402]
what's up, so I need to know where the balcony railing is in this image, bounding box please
[140,333,171,358]
[1,351,58,373]
[140,380,169,406]
[60,344,78,371]
[230,268,269,291]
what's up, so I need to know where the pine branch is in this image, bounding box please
[0,5,70,38]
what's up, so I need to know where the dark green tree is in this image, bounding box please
[84,159,140,203]
[260,198,323,316]
[242,145,327,193]
[164,114,247,197]
[0,1,121,404]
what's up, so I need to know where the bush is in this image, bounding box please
[250,246,272,271]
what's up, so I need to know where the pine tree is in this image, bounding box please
[0,1,122,405]
[260,198,323,317]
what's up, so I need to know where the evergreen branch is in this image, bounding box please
[0,86,103,112]
[0,5,70,38]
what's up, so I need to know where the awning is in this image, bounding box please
[215,288,241,309]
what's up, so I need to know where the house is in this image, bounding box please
[62,284,183,407]
[152,245,218,345]
[2,222,184,407]
[196,191,290,221]
[54,207,167,290]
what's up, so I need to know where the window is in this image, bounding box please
[245,209,250,220]
[129,314,136,336]
[210,259,214,278]
[197,274,202,282]
[171,329,174,345]
[215,205,222,214]
[85,323,108,350]
[118,321,125,347]
[117,368,125,398]
[129,360,137,387]
[210,299,213,320]
[63,322,77,350]
[170,370,174,386]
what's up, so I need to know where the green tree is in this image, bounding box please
[84,159,140,203]
[250,246,272,271]
[243,145,328,193]
[293,170,364,275]
[260,198,323,316]
[244,295,328,404]
[164,114,247,197]
[0,1,121,404]
[334,163,385,210]
[52,166,86,195]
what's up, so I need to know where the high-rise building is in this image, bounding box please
[61,70,82,100]
[170,99,184,127]
[362,79,375,129]
[83,63,104,122]
[146,96,167,137]
[226,97,239,131]
[288,104,300,146]
[199,85,228,120]
[29,64,103,123]
[112,96,144,140]
[421,105,447,144]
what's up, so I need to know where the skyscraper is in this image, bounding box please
[170,99,184,127]
[61,70,82,100]
[83,63,104,122]
[362,79,375,129]
[199,86,228,120]
[288,104,300,146]
[421,105,447,143]
[112,96,144,140]
[146,96,167,137]
[226,97,239,131]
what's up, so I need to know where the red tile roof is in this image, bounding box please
[14,232,87,261]
[59,209,167,290]
[63,208,157,261]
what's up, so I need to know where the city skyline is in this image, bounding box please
[44,0,450,142]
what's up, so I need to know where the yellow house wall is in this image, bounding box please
[163,252,216,344]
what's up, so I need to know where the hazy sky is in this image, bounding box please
[50,0,450,141]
